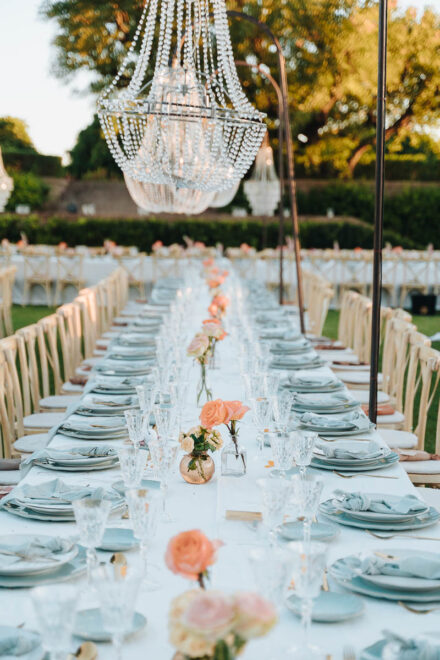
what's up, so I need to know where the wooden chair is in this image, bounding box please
[54,254,85,304]
[399,253,431,307]
[117,253,146,298]
[0,266,16,337]
[22,252,53,306]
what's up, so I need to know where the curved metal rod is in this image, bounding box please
[227,10,305,328]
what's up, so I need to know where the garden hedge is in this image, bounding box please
[3,151,64,178]
[0,213,419,250]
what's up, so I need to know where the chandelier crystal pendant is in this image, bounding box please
[209,181,240,208]
[97,0,266,192]
[244,134,280,216]
[124,174,215,214]
[0,147,14,213]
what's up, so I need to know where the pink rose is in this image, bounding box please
[224,401,250,424]
[187,334,210,359]
[200,400,228,429]
[234,592,277,639]
[183,590,236,640]
[202,321,226,341]
[165,530,222,581]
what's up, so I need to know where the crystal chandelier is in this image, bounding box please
[0,147,13,213]
[210,181,240,208]
[244,135,280,216]
[124,173,215,214]
[97,0,266,192]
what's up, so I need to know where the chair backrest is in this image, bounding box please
[56,254,84,282]
[0,351,16,457]
[0,335,29,438]
[37,315,63,394]
[23,253,51,280]
[56,303,83,379]
[117,254,146,284]
[16,324,47,411]
[337,290,360,347]
[403,343,440,449]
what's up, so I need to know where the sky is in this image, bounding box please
[0,0,434,160]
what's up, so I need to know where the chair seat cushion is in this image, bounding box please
[379,429,418,449]
[82,357,100,367]
[61,381,86,394]
[0,471,20,485]
[403,461,440,475]
[40,395,81,410]
[340,371,383,385]
[13,433,48,454]
[348,389,390,405]
[377,411,405,426]
[23,412,65,431]
[415,486,440,507]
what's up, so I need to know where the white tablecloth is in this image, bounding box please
[0,290,438,659]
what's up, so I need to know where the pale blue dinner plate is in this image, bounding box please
[278,520,340,543]
[311,452,399,472]
[73,609,146,642]
[0,626,43,660]
[0,546,86,588]
[112,478,161,496]
[286,591,364,622]
[98,528,138,552]
[319,501,440,531]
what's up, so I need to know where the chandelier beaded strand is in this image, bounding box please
[98,0,266,192]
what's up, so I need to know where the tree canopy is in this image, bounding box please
[41,0,440,176]
[68,115,121,179]
[0,117,36,153]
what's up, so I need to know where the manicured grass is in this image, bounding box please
[323,309,440,452]
[11,305,56,332]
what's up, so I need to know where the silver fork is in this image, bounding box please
[366,529,440,541]
[343,645,356,660]
[333,470,398,479]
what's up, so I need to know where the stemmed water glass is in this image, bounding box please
[93,563,141,660]
[124,409,150,449]
[31,584,77,660]
[72,498,111,583]
[126,487,161,591]
[287,542,327,659]
[251,396,273,458]
[249,546,292,608]
[257,477,291,546]
[136,382,157,419]
[272,390,294,432]
[291,430,317,477]
[117,446,146,488]
[268,432,295,477]
[289,474,324,544]
[153,403,177,440]
[148,438,179,522]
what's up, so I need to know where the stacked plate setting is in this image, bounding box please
[271,350,325,371]
[291,391,360,414]
[58,415,129,441]
[320,491,439,532]
[30,445,118,472]
[298,409,375,437]
[0,534,86,587]
[330,548,440,605]
[281,373,345,394]
[75,394,138,417]
[311,440,399,472]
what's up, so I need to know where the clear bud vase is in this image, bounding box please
[221,433,247,477]
[196,362,212,407]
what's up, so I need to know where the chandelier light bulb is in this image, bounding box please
[244,134,281,216]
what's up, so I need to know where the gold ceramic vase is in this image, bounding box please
[179,452,215,484]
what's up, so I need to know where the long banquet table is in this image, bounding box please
[1,279,439,659]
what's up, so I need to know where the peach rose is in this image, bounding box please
[208,303,219,318]
[203,258,214,267]
[202,321,226,341]
[187,333,209,359]
[200,399,228,428]
[234,592,277,639]
[212,294,229,310]
[165,530,222,580]
[208,277,225,289]
[183,590,236,639]
[224,400,250,424]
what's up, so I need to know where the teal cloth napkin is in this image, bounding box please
[1,478,120,509]
[301,411,370,432]
[272,352,321,366]
[316,440,384,460]
[0,628,41,657]
[21,445,116,475]
[381,631,440,660]
[294,392,354,408]
[0,536,74,566]
[284,374,337,388]
[333,490,426,514]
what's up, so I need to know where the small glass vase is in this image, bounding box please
[221,435,247,477]
[179,452,215,484]
[197,362,212,407]
[208,341,219,370]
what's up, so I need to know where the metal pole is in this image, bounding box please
[369,0,388,424]
[227,10,305,331]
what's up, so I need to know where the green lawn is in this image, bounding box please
[323,309,440,452]
[11,305,56,332]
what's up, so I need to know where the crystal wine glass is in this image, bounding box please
[117,446,146,488]
[126,487,161,590]
[93,563,141,660]
[72,498,111,583]
[153,403,177,440]
[257,477,291,546]
[288,474,324,544]
[136,382,157,417]
[251,396,273,459]
[291,430,317,477]
[148,438,179,522]
[268,431,295,477]
[124,409,150,449]
[287,542,327,659]
[31,584,77,660]
[249,546,292,608]
[272,390,294,432]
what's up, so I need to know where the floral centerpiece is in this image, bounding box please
[200,400,249,477]
[179,425,223,484]
[202,319,226,369]
[165,530,222,588]
[169,589,277,659]
[208,294,230,320]
[187,334,212,406]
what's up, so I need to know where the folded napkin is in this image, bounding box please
[1,478,120,509]
[381,631,440,660]
[0,536,74,566]
[301,411,371,432]
[60,416,125,431]
[0,628,41,657]
[0,460,20,472]
[361,403,396,416]
[333,490,426,515]
[21,445,116,474]
[294,392,353,408]
[273,353,321,366]
[316,440,384,460]
[333,360,368,367]
[286,374,337,388]
[398,450,440,462]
